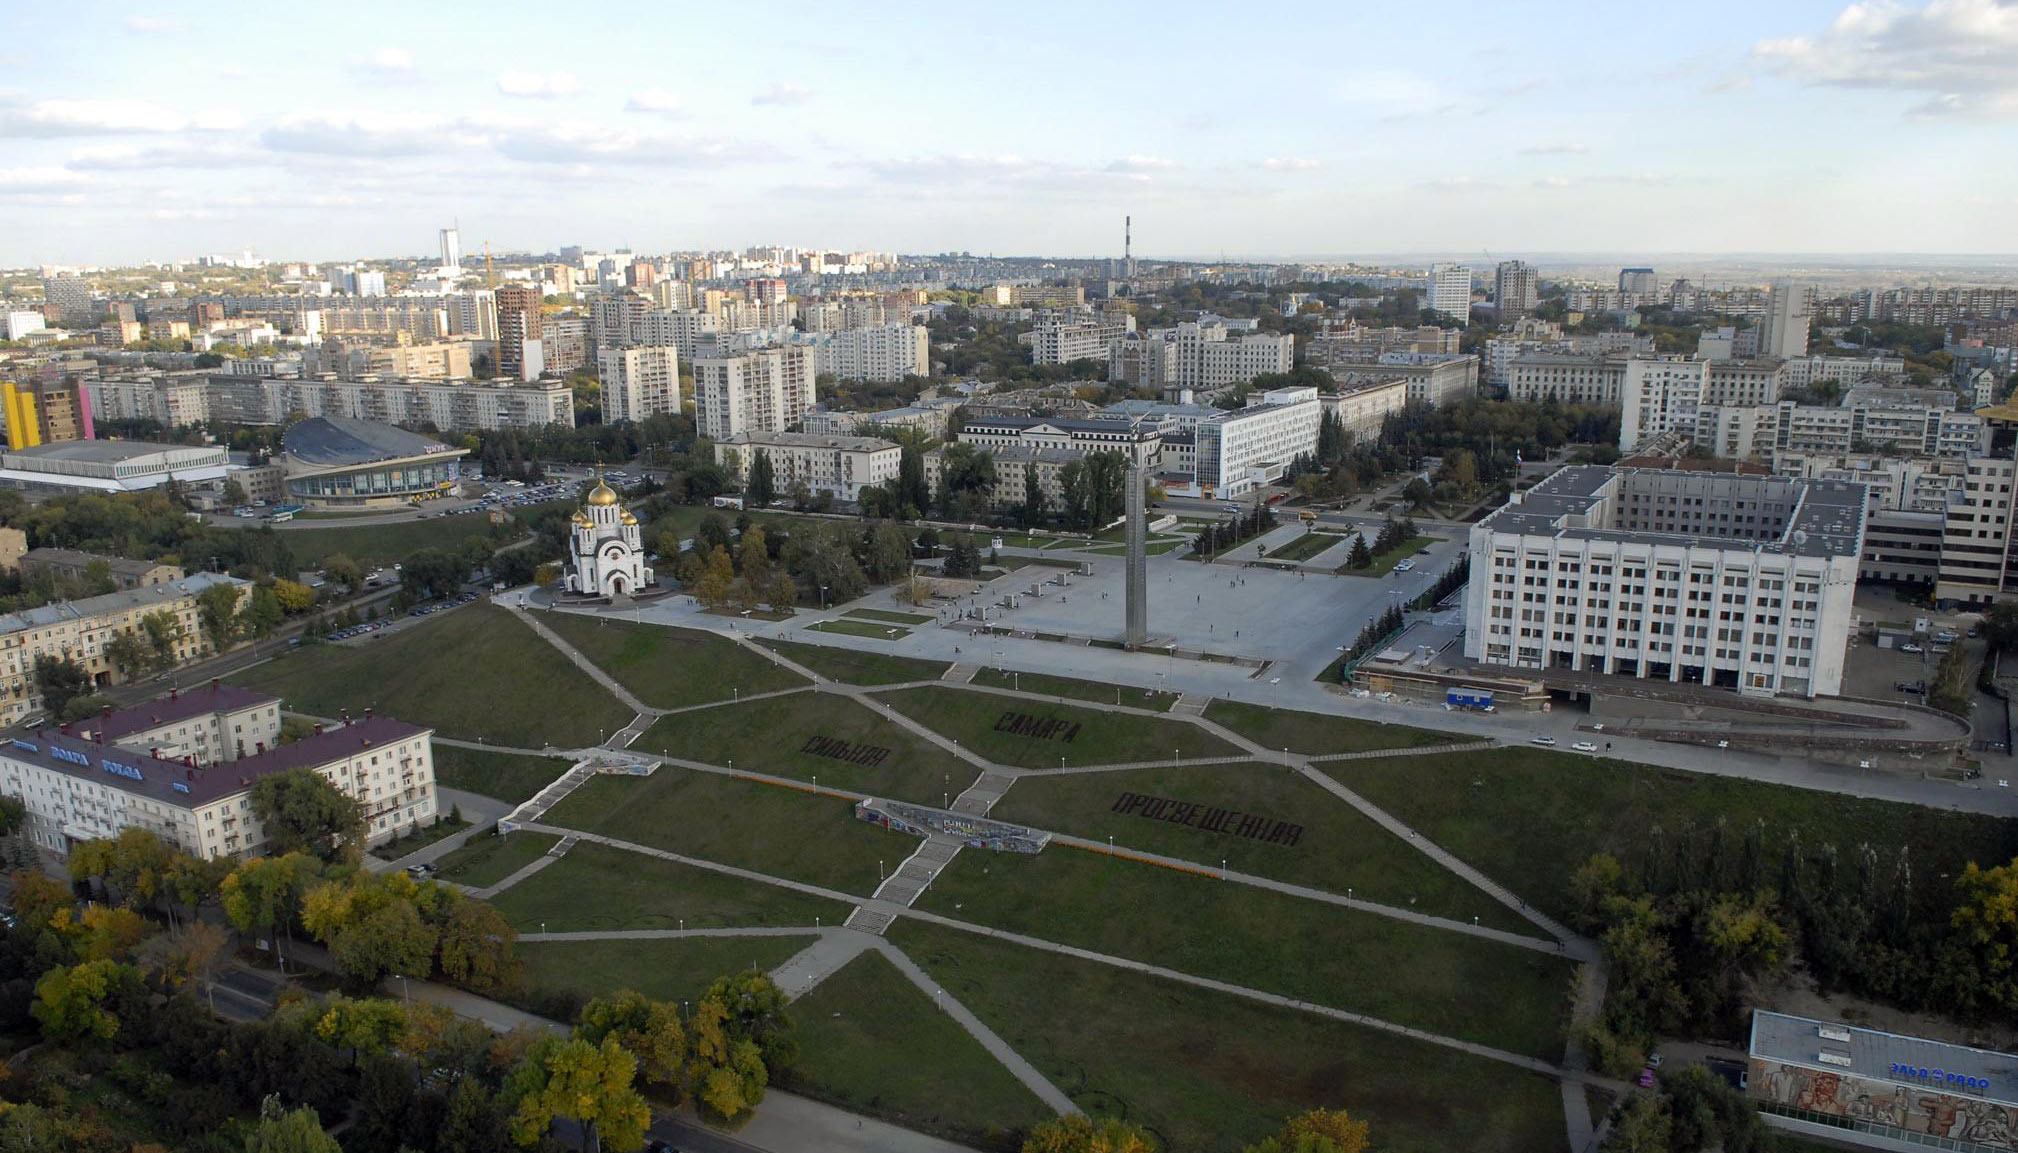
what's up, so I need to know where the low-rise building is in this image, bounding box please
[22,548,183,590]
[1188,386,1323,498]
[0,440,230,496]
[712,431,901,502]
[278,416,469,508]
[1322,378,1410,442]
[1316,354,1476,406]
[921,444,1081,514]
[73,680,280,764]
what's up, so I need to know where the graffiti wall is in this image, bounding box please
[1753,1061,2018,1150]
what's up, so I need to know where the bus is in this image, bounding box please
[266,510,294,523]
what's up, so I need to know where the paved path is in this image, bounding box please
[506,602,654,716]
[870,938,1080,1116]
[767,930,881,999]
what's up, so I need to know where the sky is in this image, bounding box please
[5,0,2018,267]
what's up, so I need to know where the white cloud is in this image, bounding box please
[751,82,812,107]
[122,16,181,34]
[862,154,1034,182]
[1518,141,1588,155]
[68,142,276,170]
[1260,156,1320,171]
[0,94,242,138]
[624,88,686,117]
[497,71,578,99]
[1106,154,1177,174]
[261,110,466,157]
[0,166,88,191]
[1418,176,1495,191]
[346,47,414,76]
[489,120,773,165]
[1753,0,2018,116]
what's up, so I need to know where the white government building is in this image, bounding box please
[564,475,653,597]
[1464,465,1867,698]
[712,431,901,502]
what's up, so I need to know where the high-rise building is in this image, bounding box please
[693,347,817,440]
[1618,267,1658,295]
[746,278,788,306]
[40,273,92,325]
[598,346,681,423]
[1,379,93,449]
[438,227,462,272]
[819,324,929,382]
[495,285,543,381]
[1429,264,1474,320]
[1494,261,1539,316]
[1760,281,1812,360]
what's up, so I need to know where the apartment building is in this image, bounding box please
[542,316,588,376]
[693,347,818,440]
[1494,260,1539,315]
[2,707,436,860]
[0,573,252,723]
[1429,264,1474,318]
[1321,378,1410,442]
[598,347,681,423]
[1319,354,1477,406]
[1464,465,1866,698]
[73,680,279,764]
[957,414,1156,456]
[307,342,474,380]
[818,324,929,382]
[81,372,573,432]
[1189,387,1323,498]
[920,444,1081,514]
[22,548,182,590]
[495,284,542,381]
[712,431,901,502]
[1028,316,1135,365]
[1507,353,1628,405]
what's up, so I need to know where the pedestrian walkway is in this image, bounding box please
[506,602,654,715]
[1308,740,1498,763]
[951,771,1015,815]
[943,663,980,682]
[502,760,600,827]
[768,930,881,1000]
[1169,693,1211,716]
[871,939,1079,1117]
[870,834,963,908]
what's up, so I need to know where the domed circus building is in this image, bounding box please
[562,474,657,599]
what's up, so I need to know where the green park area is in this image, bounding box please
[284,513,524,569]
[1339,535,1437,577]
[489,841,851,931]
[430,745,570,804]
[232,603,633,747]
[539,768,919,897]
[874,686,1241,768]
[985,762,1530,931]
[846,608,935,625]
[519,935,816,1018]
[1265,531,1348,562]
[758,637,951,685]
[430,829,559,889]
[780,950,1054,1150]
[635,693,977,806]
[887,920,1565,1153]
[1201,699,1449,756]
[1332,746,2018,922]
[534,610,807,707]
[914,847,1572,1061]
[810,618,913,641]
[968,668,1179,712]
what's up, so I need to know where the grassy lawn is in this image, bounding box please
[1201,699,1450,756]
[1265,531,1348,562]
[1333,746,2018,923]
[875,686,1240,769]
[369,815,470,860]
[758,638,950,685]
[914,847,1571,1061]
[520,935,815,1012]
[534,610,807,708]
[846,608,935,625]
[232,604,633,747]
[779,950,1052,1151]
[968,669,1179,712]
[539,768,920,897]
[431,745,571,804]
[1337,535,1437,577]
[986,762,1530,930]
[431,829,560,889]
[285,516,521,569]
[1081,540,1187,557]
[635,694,978,807]
[490,840,852,930]
[810,619,913,641]
[887,919,1564,1153]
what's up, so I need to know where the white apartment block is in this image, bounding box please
[635,307,720,356]
[693,346,818,440]
[1779,354,1907,390]
[1760,282,1812,360]
[1494,261,1539,315]
[83,373,573,432]
[818,324,929,382]
[598,346,682,423]
[2,707,436,861]
[1190,386,1323,498]
[73,681,280,766]
[712,431,901,502]
[1465,465,1866,698]
[1430,264,1474,319]
[1028,316,1136,365]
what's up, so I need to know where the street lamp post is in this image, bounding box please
[820,586,829,610]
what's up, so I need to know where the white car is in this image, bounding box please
[1571,741,1600,753]
[1528,735,1558,746]
[1393,560,1415,572]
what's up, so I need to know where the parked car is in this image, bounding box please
[1896,680,1926,693]
[1636,1067,1656,1088]
[1528,735,1558,746]
[1571,741,1600,753]
[1934,630,1959,643]
[1900,642,1924,653]
[1393,560,1415,572]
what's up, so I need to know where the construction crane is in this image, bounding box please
[484,241,494,289]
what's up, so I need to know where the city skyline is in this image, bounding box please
[6,0,2018,266]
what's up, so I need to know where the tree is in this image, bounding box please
[895,443,931,516]
[692,545,736,609]
[401,548,468,602]
[1022,1116,1159,1153]
[1346,534,1372,569]
[222,478,249,506]
[245,1095,343,1153]
[861,521,913,584]
[767,571,799,613]
[251,768,366,863]
[683,996,768,1124]
[312,995,409,1063]
[321,553,364,592]
[1243,1108,1370,1153]
[220,852,320,970]
[103,631,151,679]
[269,578,316,614]
[578,989,686,1088]
[1600,1091,1672,1153]
[746,449,776,507]
[328,898,436,989]
[1953,855,2018,986]
[31,958,137,1046]
[694,513,733,558]
[508,1035,652,1153]
[196,582,245,652]
[1021,467,1047,527]
[700,969,795,1069]
[939,443,997,509]
[437,897,519,994]
[140,607,189,668]
[33,654,91,714]
[440,1079,509,1153]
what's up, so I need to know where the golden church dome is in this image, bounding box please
[585,478,619,506]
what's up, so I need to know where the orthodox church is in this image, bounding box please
[564,474,654,598]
